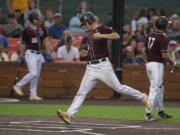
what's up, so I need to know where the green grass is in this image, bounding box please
[0,104,180,123]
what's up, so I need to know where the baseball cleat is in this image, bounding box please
[158,111,173,119]
[143,94,152,110]
[29,95,43,101]
[57,110,72,125]
[145,113,155,121]
[13,86,23,96]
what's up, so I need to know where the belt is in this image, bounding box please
[87,58,107,65]
[30,50,41,54]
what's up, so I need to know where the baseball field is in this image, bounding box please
[0,98,180,135]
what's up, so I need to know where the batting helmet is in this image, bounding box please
[29,12,39,23]
[80,12,96,26]
[155,16,169,30]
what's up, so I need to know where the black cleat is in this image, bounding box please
[158,111,173,119]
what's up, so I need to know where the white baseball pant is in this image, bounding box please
[15,50,44,96]
[67,58,145,117]
[145,62,164,113]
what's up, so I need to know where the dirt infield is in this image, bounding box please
[0,116,180,135]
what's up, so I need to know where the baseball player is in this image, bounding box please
[57,12,152,125]
[143,16,177,121]
[13,12,48,100]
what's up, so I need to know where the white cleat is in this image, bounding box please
[57,110,72,125]
[13,86,23,96]
[143,94,152,110]
[29,95,43,101]
[145,114,156,121]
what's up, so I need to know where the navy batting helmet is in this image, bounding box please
[29,12,39,23]
[155,16,169,30]
[80,12,96,26]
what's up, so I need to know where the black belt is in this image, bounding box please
[87,58,107,65]
[30,50,41,54]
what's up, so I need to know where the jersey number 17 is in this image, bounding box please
[147,37,155,49]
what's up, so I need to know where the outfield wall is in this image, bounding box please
[0,62,179,100]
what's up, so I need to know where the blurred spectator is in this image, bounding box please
[122,30,132,46]
[175,47,180,63]
[41,37,56,63]
[69,11,85,34]
[147,8,156,21]
[76,1,89,13]
[44,8,55,29]
[48,13,66,39]
[167,18,180,43]
[0,32,9,53]
[134,42,145,64]
[146,15,158,33]
[123,46,141,64]
[131,9,148,33]
[156,8,166,16]
[10,41,23,61]
[57,35,79,61]
[105,11,113,28]
[56,29,72,50]
[24,0,42,26]
[79,33,88,61]
[14,9,25,26]
[7,0,29,14]
[0,43,9,62]
[2,13,24,37]
[134,23,147,43]
[168,40,177,62]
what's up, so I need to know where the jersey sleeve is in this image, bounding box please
[159,35,169,53]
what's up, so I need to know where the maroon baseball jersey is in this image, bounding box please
[22,26,47,51]
[87,25,113,61]
[145,31,169,63]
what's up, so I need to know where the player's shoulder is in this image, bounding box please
[149,31,167,39]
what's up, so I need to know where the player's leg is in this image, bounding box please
[57,67,98,124]
[29,57,42,100]
[144,62,159,120]
[67,68,98,117]
[156,64,172,119]
[146,62,161,111]
[13,52,39,95]
[156,64,164,112]
[99,61,150,106]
